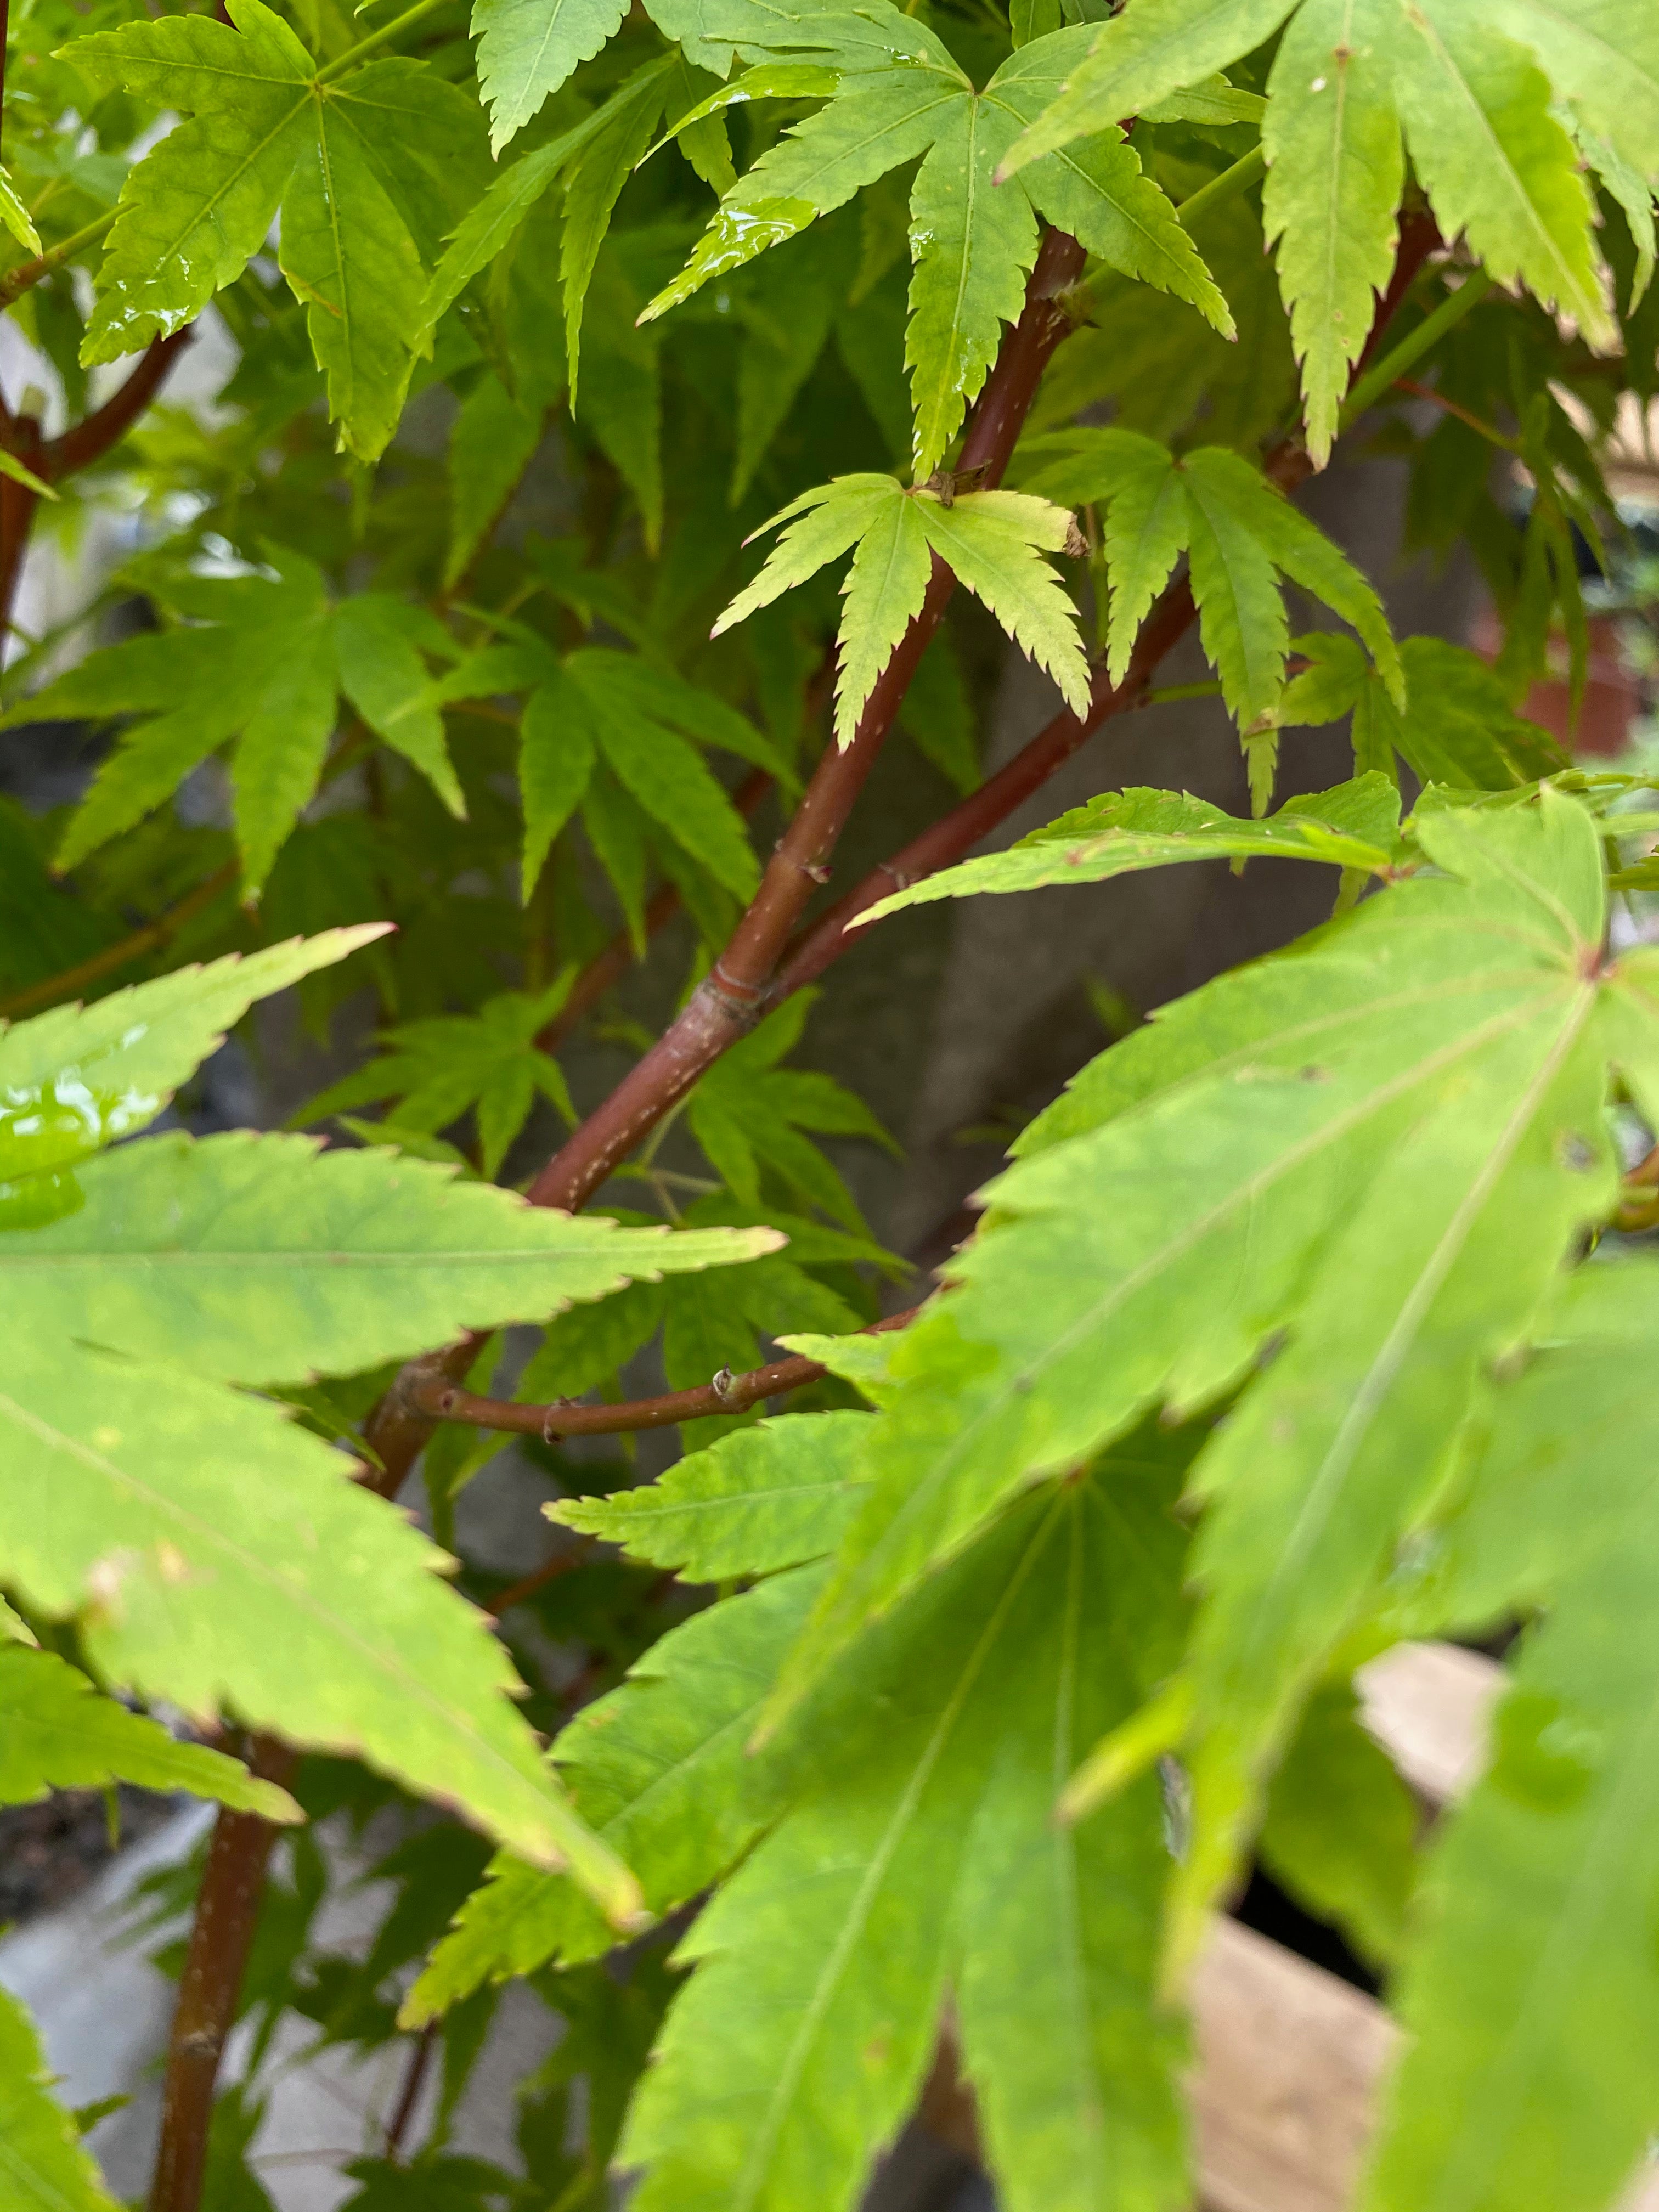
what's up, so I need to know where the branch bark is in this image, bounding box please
[408,1306,919,1439]
[146,1739,297,2212]
[0,328,193,639]
[523,224,1089,1217]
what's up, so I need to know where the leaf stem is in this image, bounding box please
[1339,268,1494,427]
[1175,142,1266,233]
[0,207,116,307]
[314,0,452,82]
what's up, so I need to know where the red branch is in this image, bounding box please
[0,329,193,636]
[410,1307,918,1438]
[524,226,1090,1217]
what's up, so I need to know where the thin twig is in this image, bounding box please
[1392,374,1516,450]
[0,208,117,308]
[0,860,236,1019]
[411,1308,919,1438]
[522,226,1091,1220]
[489,1536,598,1616]
[382,2022,438,2161]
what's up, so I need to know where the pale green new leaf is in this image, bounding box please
[710,475,900,639]
[832,488,933,744]
[0,1130,782,1382]
[905,99,1039,478]
[404,1567,821,2022]
[0,1642,302,1820]
[1263,0,1402,464]
[553,1410,873,1578]
[859,775,1401,920]
[716,476,1088,740]
[0,1983,120,2212]
[916,489,1091,714]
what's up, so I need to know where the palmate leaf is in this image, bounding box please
[620,1474,1188,2212]
[0,940,773,1917]
[1015,426,1400,799]
[405,1567,823,2024]
[5,559,467,895]
[297,988,579,1176]
[760,794,1643,1983]
[1279,632,1567,789]
[0,1983,120,2212]
[553,1409,872,1577]
[1353,1250,1659,2212]
[0,1642,301,1819]
[641,25,1228,476]
[71,0,489,458]
[714,475,1089,742]
[859,772,1403,921]
[509,645,772,901]
[1001,0,1635,461]
[0,1129,780,1378]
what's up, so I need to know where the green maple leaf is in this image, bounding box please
[0,1642,302,1819]
[403,1567,821,2023]
[619,1471,1188,2212]
[296,982,579,1177]
[6,559,470,897]
[860,772,1403,920]
[0,1984,120,2212]
[70,0,489,458]
[0,940,778,1916]
[1000,0,1650,462]
[1257,1679,1418,1969]
[1356,1251,1659,2212]
[1014,426,1402,804]
[552,1408,873,1578]
[713,474,1091,744]
[642,22,1229,477]
[1279,631,1567,789]
[686,994,897,1231]
[758,792,1654,1989]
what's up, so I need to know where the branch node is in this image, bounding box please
[710,1365,736,1401]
